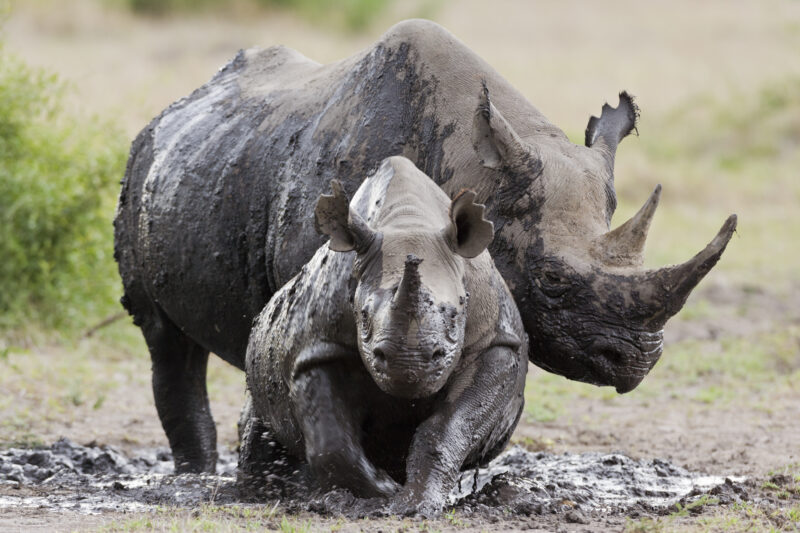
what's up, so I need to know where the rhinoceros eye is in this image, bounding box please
[544,271,563,284]
[360,307,373,340]
[537,269,571,299]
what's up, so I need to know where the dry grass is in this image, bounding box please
[0,321,244,453]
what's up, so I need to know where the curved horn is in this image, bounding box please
[644,214,738,328]
[392,254,423,307]
[592,184,661,266]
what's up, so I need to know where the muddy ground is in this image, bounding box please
[2,283,799,532]
[0,437,751,530]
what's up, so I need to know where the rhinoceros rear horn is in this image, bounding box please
[314,180,375,253]
[585,91,639,169]
[591,184,661,266]
[473,82,541,176]
[447,189,494,259]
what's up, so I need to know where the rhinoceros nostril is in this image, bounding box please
[432,347,445,360]
[373,347,386,361]
[599,348,624,363]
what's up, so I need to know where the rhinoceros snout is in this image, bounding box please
[365,338,456,398]
[587,333,663,393]
[372,344,388,363]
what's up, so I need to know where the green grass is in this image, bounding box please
[0,327,144,448]
[0,316,246,451]
[100,504,456,533]
[0,45,127,335]
[101,503,283,532]
[626,500,800,533]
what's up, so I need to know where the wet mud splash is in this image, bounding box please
[0,439,746,517]
[0,439,239,513]
[453,447,747,519]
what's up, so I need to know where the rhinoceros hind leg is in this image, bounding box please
[138,305,218,473]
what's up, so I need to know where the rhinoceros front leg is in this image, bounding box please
[238,392,304,500]
[391,345,524,515]
[292,352,401,498]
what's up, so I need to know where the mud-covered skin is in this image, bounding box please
[241,158,527,515]
[114,19,736,472]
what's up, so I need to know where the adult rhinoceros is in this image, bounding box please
[114,19,736,472]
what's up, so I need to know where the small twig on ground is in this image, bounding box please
[82,312,126,338]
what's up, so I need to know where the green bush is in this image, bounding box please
[0,47,126,332]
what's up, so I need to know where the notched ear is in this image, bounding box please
[585,91,639,155]
[314,180,374,252]
[472,82,532,171]
[447,189,494,259]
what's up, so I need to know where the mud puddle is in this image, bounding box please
[454,447,747,518]
[0,439,239,514]
[0,439,746,517]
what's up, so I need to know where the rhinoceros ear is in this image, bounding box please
[447,189,494,259]
[585,91,639,167]
[472,83,537,173]
[314,180,375,253]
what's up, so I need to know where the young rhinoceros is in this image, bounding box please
[240,156,527,515]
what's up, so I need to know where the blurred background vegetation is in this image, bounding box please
[111,0,399,31]
[0,47,125,332]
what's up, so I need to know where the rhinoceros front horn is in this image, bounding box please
[641,214,738,328]
[392,255,423,308]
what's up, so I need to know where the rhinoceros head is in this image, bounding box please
[473,86,737,393]
[314,159,494,398]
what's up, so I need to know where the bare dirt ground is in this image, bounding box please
[2,0,800,531]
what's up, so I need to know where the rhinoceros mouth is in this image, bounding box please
[585,333,663,393]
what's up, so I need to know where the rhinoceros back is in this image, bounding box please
[114,20,552,368]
